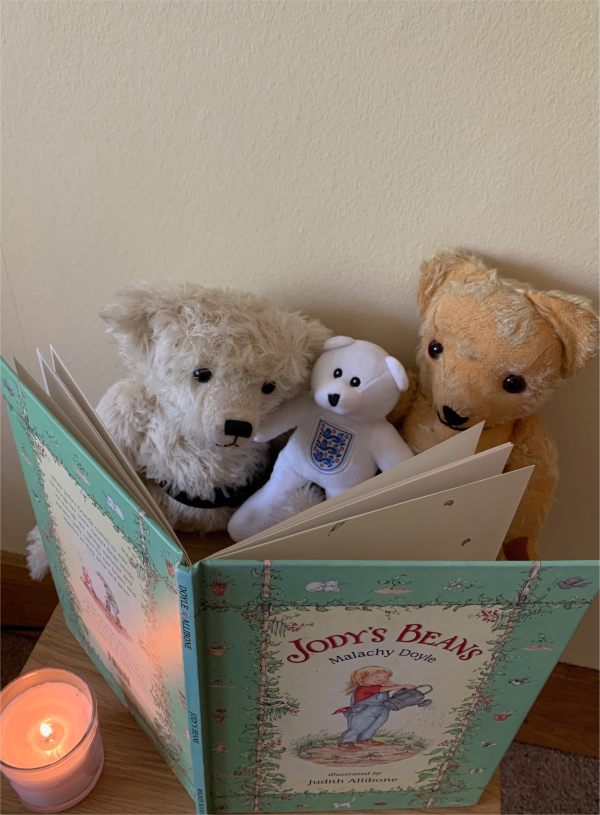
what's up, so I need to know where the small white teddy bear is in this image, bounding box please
[227,336,414,541]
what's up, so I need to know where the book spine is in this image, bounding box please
[176,562,209,815]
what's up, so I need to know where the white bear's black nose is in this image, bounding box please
[224,420,253,438]
[328,393,340,407]
[442,405,469,426]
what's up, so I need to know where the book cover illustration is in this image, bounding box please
[1,361,196,798]
[198,559,598,813]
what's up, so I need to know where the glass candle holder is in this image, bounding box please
[0,668,104,812]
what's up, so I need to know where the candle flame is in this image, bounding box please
[40,721,54,739]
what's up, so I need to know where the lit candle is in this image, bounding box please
[0,668,103,812]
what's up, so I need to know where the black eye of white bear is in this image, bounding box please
[503,374,527,394]
[350,377,361,387]
[428,340,444,359]
[261,381,276,395]
[193,368,212,383]
[333,368,343,378]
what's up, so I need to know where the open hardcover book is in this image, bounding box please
[2,352,598,814]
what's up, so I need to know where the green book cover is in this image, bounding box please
[2,357,598,814]
[197,559,598,812]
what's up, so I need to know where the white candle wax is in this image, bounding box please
[2,682,92,768]
[0,668,104,812]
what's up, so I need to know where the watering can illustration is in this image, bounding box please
[384,684,433,711]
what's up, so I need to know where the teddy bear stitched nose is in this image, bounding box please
[224,420,253,438]
[328,393,341,407]
[442,405,469,426]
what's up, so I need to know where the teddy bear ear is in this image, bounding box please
[417,251,491,316]
[100,283,179,360]
[526,291,599,378]
[385,356,409,392]
[323,336,355,351]
[299,318,333,362]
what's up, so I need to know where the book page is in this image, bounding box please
[218,468,533,562]
[231,423,484,549]
[38,354,160,520]
[41,349,177,540]
[213,443,511,558]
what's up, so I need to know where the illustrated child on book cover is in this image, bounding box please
[334,666,431,749]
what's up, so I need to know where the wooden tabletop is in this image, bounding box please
[1,606,500,815]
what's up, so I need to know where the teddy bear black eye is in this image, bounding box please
[261,381,276,395]
[193,368,212,383]
[503,374,527,394]
[350,377,361,387]
[428,340,444,359]
[333,368,343,378]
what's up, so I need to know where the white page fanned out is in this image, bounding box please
[36,351,176,541]
[17,351,188,563]
[45,347,177,540]
[228,423,485,550]
[218,467,533,562]
[214,441,512,558]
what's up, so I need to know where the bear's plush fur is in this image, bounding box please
[27,283,330,578]
[390,251,599,559]
[95,282,331,532]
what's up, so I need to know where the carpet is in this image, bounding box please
[2,632,598,814]
[501,742,599,814]
[1,631,37,688]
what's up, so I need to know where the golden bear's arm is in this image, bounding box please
[391,381,558,561]
[386,369,419,427]
[502,415,559,559]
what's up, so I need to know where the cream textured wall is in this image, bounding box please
[1,1,598,666]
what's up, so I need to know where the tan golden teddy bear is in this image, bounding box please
[390,251,599,560]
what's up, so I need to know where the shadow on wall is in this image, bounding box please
[316,308,418,360]
[272,250,599,366]
[266,269,420,361]
[473,251,599,307]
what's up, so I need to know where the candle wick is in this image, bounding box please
[40,721,55,744]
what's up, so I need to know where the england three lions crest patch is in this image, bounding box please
[310,419,353,472]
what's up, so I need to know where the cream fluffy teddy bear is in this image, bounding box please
[27,283,330,578]
[92,283,330,532]
[389,251,599,560]
[228,337,413,541]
